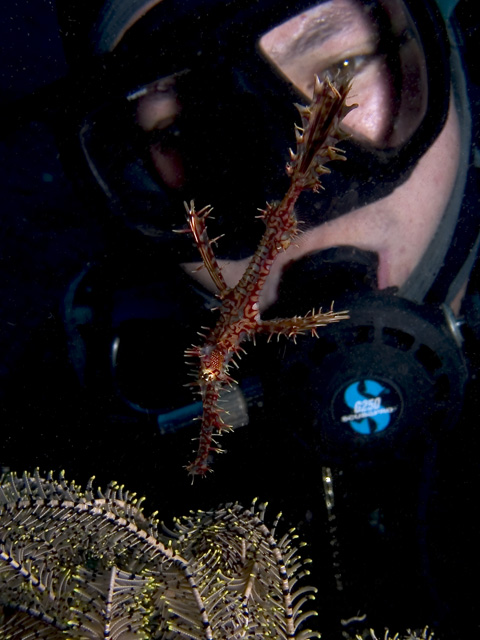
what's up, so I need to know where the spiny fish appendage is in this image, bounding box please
[184,74,356,476]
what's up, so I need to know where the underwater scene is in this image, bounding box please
[1,0,480,637]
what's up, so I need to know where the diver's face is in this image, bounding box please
[136,0,460,308]
[132,0,460,308]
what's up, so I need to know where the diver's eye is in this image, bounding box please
[311,54,373,90]
[334,54,371,76]
[148,124,182,149]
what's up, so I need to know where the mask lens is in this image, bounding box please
[79,0,447,246]
[80,72,189,233]
[259,0,428,148]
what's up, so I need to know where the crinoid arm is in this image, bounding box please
[170,499,322,640]
[351,627,436,640]
[0,469,205,640]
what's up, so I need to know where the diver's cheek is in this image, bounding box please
[150,145,185,189]
[375,97,461,288]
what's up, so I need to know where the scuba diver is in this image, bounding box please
[3,0,480,636]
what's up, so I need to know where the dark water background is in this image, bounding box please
[0,0,102,404]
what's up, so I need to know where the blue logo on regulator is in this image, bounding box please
[339,379,400,435]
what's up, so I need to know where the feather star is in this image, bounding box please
[0,469,321,639]
[183,73,357,476]
[0,470,435,640]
